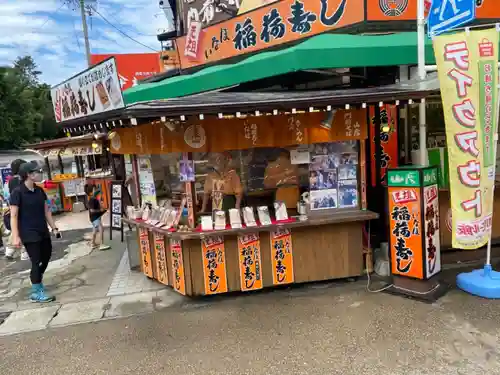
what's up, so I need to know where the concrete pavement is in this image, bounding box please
[0,279,499,375]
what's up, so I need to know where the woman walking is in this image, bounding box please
[10,162,60,303]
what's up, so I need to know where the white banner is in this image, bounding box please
[51,57,124,123]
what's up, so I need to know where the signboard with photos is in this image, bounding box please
[110,180,124,241]
[51,57,125,123]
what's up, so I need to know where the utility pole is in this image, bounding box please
[79,0,92,66]
[417,0,427,166]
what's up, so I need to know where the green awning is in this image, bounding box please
[122,32,440,105]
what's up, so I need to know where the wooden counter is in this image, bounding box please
[124,210,378,297]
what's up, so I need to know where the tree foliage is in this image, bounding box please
[0,56,60,149]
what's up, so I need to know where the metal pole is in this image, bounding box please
[80,0,92,66]
[417,0,427,166]
[486,84,500,266]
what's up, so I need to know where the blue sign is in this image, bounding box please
[428,0,476,37]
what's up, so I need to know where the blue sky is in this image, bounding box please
[0,0,171,85]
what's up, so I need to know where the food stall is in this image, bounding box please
[25,134,111,211]
[93,87,431,297]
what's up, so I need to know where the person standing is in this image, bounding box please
[5,159,29,260]
[84,183,110,251]
[10,162,59,303]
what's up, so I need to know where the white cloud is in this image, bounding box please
[0,0,167,85]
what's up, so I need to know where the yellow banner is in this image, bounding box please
[434,28,499,249]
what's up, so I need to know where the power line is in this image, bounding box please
[90,7,159,52]
[97,7,159,37]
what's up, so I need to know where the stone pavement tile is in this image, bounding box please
[49,298,110,327]
[0,301,17,313]
[153,289,186,310]
[0,305,60,336]
[105,291,158,318]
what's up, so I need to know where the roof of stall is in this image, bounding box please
[24,133,108,150]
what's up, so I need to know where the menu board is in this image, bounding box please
[62,178,85,197]
[109,180,124,241]
[309,142,359,210]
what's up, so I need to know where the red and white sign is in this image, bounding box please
[184,21,203,60]
[90,53,162,91]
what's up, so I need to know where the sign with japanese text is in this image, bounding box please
[423,184,441,278]
[51,57,124,123]
[433,28,498,249]
[176,0,363,69]
[387,169,420,187]
[184,21,203,60]
[201,236,228,294]
[153,233,169,286]
[170,239,186,295]
[111,109,368,155]
[139,228,153,278]
[388,187,424,279]
[237,233,263,291]
[370,105,399,187]
[90,53,162,91]
[270,228,294,285]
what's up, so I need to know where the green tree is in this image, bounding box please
[0,56,59,149]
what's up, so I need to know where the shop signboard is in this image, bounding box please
[176,0,363,69]
[270,227,294,285]
[90,53,162,91]
[201,235,228,294]
[170,239,186,295]
[433,28,498,249]
[423,174,441,279]
[153,233,169,286]
[388,166,441,280]
[139,228,154,278]
[110,110,368,155]
[51,57,124,123]
[237,233,263,291]
[370,105,399,187]
[366,0,495,23]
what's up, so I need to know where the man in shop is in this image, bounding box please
[10,162,60,303]
[264,150,299,210]
[201,152,243,213]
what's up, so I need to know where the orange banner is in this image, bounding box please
[176,0,363,69]
[238,233,263,291]
[370,105,399,187]
[388,187,424,279]
[111,109,367,155]
[153,232,168,285]
[139,228,153,278]
[270,228,294,285]
[366,0,498,21]
[170,239,186,295]
[201,236,228,294]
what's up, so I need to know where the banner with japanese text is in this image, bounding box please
[433,28,499,249]
[201,236,228,295]
[238,233,263,292]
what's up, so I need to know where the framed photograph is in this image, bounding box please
[310,189,338,210]
[338,179,358,208]
[112,199,122,214]
[179,159,195,182]
[112,184,122,199]
[112,214,122,229]
[338,165,357,180]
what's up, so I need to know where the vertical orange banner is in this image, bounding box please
[388,186,424,279]
[370,105,399,187]
[270,228,294,285]
[153,232,168,286]
[201,236,228,295]
[237,233,263,292]
[360,140,367,209]
[139,228,153,278]
[170,239,186,295]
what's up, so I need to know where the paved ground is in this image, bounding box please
[1,278,500,375]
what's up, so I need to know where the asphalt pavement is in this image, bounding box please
[0,278,499,375]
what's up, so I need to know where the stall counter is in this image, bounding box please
[123,210,378,297]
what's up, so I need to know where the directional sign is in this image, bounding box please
[428,0,476,37]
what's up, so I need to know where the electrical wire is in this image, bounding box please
[97,7,159,37]
[90,7,159,52]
